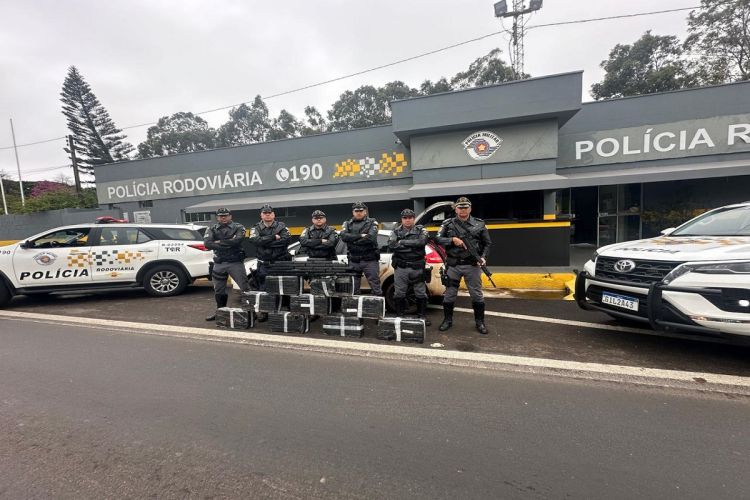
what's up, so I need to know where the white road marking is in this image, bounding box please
[1,310,748,395]
[433,305,735,344]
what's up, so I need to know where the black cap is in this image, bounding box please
[260,204,274,213]
[352,201,367,210]
[400,209,416,218]
[312,210,326,218]
[216,207,231,215]
[454,197,472,208]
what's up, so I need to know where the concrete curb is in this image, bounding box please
[2,310,749,396]
[477,272,575,291]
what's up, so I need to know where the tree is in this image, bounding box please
[327,81,419,131]
[419,77,453,95]
[30,181,68,198]
[60,66,134,175]
[217,96,272,147]
[685,0,750,84]
[267,109,302,141]
[299,106,328,136]
[450,49,523,89]
[591,31,697,100]
[137,112,217,158]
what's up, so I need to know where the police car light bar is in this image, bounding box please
[95,216,129,224]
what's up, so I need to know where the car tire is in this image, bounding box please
[0,282,11,308]
[143,265,188,297]
[383,281,417,314]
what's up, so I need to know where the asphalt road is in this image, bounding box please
[4,283,750,376]
[1,320,749,499]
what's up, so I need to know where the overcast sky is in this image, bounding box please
[0,0,697,182]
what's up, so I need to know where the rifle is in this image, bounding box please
[452,219,496,288]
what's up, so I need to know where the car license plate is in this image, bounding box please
[602,292,639,312]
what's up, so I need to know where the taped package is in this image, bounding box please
[289,293,332,316]
[309,277,336,297]
[377,317,425,343]
[215,307,254,329]
[265,275,304,296]
[341,295,386,320]
[334,276,356,295]
[240,290,281,313]
[322,313,365,337]
[269,312,310,334]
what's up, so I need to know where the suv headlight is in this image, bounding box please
[663,260,750,285]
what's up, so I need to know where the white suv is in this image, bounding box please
[0,221,213,307]
[576,202,750,338]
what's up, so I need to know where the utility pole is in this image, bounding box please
[0,171,8,215]
[68,135,82,198]
[494,0,544,79]
[9,118,25,207]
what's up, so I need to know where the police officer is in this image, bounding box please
[299,210,339,260]
[248,204,292,320]
[340,201,382,296]
[388,208,431,326]
[436,197,492,334]
[204,208,249,321]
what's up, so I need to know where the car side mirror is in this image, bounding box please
[660,227,676,236]
[19,240,32,249]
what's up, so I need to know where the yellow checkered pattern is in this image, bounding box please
[379,152,408,176]
[66,253,90,268]
[332,158,361,178]
[115,250,144,264]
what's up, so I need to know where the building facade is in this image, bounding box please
[94,72,750,266]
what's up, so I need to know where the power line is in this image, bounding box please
[1,3,705,151]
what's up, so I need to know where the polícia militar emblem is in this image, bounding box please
[33,251,58,266]
[462,131,502,160]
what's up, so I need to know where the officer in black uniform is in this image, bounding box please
[436,197,492,334]
[340,201,382,295]
[299,210,339,260]
[388,208,430,326]
[248,204,292,320]
[204,208,249,321]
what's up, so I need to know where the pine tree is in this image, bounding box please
[60,66,134,176]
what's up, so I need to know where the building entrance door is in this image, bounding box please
[598,184,643,246]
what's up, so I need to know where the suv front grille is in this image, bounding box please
[595,257,681,285]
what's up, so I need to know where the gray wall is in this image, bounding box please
[0,208,123,241]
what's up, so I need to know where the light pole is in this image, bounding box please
[9,118,25,207]
[493,0,544,79]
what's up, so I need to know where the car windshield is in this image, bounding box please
[672,206,750,237]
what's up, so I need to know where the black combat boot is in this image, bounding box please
[206,293,228,321]
[473,302,488,335]
[416,298,431,326]
[438,302,454,331]
[395,297,406,317]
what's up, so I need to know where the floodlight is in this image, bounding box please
[494,0,508,17]
[529,0,543,11]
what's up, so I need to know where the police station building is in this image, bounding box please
[94,72,750,267]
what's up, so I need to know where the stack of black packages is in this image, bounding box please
[341,295,386,320]
[267,260,351,276]
[309,277,336,297]
[240,290,281,314]
[265,275,303,296]
[290,293,332,316]
[269,312,309,333]
[216,307,254,329]
[334,276,356,295]
[322,313,365,337]
[377,317,425,343]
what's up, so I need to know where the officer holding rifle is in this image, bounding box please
[436,197,492,335]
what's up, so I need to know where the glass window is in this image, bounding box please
[138,200,154,208]
[186,212,213,222]
[33,228,92,248]
[99,227,148,246]
[672,205,750,236]
[158,228,205,241]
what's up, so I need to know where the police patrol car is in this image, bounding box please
[576,202,750,338]
[0,220,212,307]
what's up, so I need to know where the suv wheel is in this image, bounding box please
[0,282,11,308]
[143,265,188,297]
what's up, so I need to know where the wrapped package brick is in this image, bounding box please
[265,275,304,296]
[289,293,332,316]
[334,276,356,295]
[341,295,386,320]
[310,277,336,297]
[322,314,365,337]
[215,307,254,329]
[240,290,281,313]
[269,312,310,334]
[377,317,425,343]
